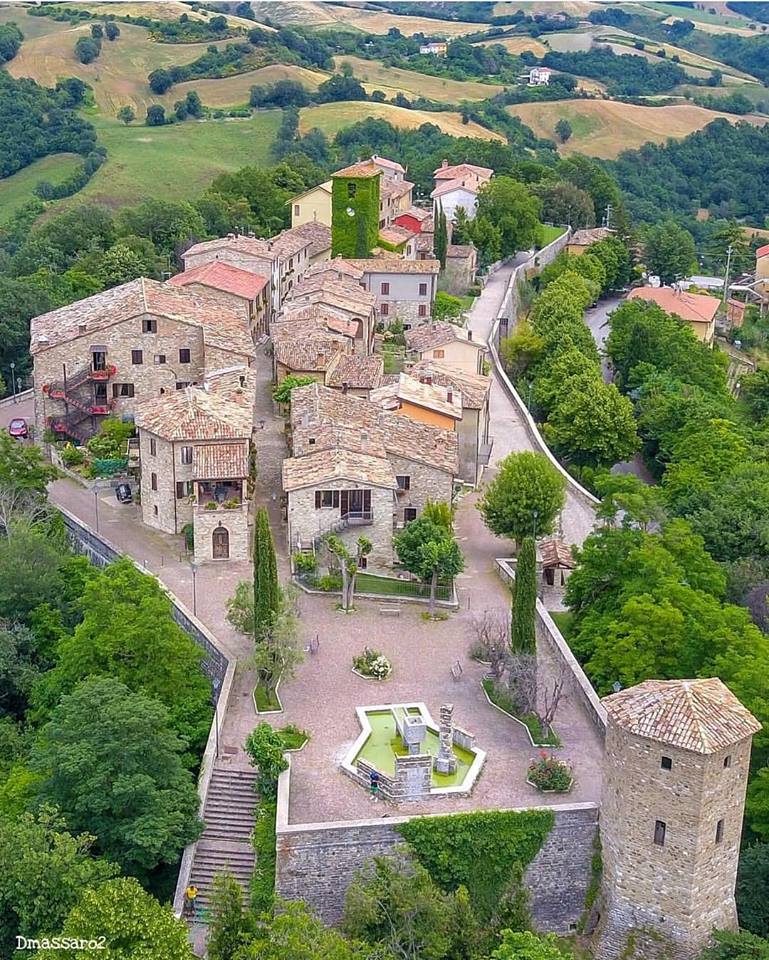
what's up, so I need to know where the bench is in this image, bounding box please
[378,604,401,617]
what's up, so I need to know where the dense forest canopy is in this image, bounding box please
[541,48,691,96]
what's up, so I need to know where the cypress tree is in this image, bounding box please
[253,507,279,641]
[435,202,448,270]
[511,536,537,654]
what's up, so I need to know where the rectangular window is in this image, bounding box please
[661,756,672,771]
[176,480,193,499]
[142,318,157,334]
[381,282,390,295]
[724,755,732,768]
[149,438,156,457]
[131,349,143,365]
[358,554,368,570]
[151,472,157,491]
[715,819,724,844]
[154,354,166,365]
[418,304,427,317]
[653,820,666,847]
[347,182,356,198]
[112,383,135,398]
[181,446,193,465]
[314,490,340,509]
[294,204,300,216]
[404,507,418,523]
[419,282,428,296]
[433,349,445,359]
[176,382,190,391]
[380,303,389,317]
[179,348,191,364]
[396,475,411,490]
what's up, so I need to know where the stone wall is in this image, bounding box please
[389,454,452,526]
[275,778,599,932]
[193,504,250,563]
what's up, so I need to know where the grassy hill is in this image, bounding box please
[300,101,505,140]
[251,1,485,35]
[0,154,83,221]
[332,55,503,102]
[507,98,768,158]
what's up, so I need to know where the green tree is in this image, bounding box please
[208,872,254,960]
[0,524,63,623]
[533,180,594,229]
[0,279,53,395]
[432,291,463,323]
[116,198,205,254]
[393,515,464,615]
[272,374,317,407]
[452,205,473,245]
[478,452,566,549]
[554,118,572,143]
[343,854,455,960]
[476,177,543,258]
[435,202,448,270]
[472,216,503,267]
[31,677,202,877]
[0,808,118,953]
[96,242,147,287]
[32,557,212,754]
[644,220,696,284]
[146,104,167,126]
[325,534,371,612]
[740,367,769,421]
[491,930,574,960]
[253,506,280,641]
[36,878,195,960]
[699,931,769,960]
[238,899,372,960]
[74,36,100,64]
[245,722,288,798]
[116,105,135,125]
[511,537,537,654]
[737,843,769,937]
[500,321,545,382]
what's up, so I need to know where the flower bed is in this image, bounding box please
[481,677,560,747]
[352,647,392,680]
[526,752,573,793]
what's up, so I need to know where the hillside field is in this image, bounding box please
[333,56,503,102]
[507,98,767,158]
[252,1,484,35]
[0,154,83,222]
[299,101,505,140]
[165,64,329,109]
[478,36,548,56]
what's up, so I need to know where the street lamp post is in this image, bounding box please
[93,488,100,533]
[211,676,221,761]
[532,508,539,539]
[191,561,199,617]
[9,363,16,403]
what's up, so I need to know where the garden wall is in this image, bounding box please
[275,761,599,932]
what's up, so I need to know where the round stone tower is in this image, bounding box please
[594,678,761,960]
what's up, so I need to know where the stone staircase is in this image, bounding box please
[188,764,259,914]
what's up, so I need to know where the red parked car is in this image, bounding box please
[8,418,29,439]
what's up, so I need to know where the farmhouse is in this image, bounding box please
[405,320,487,373]
[431,160,493,223]
[627,286,720,345]
[566,226,615,256]
[528,66,552,86]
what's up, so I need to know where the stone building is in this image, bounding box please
[342,258,440,326]
[595,678,761,960]
[134,367,255,563]
[405,321,487,374]
[283,264,377,353]
[30,278,255,443]
[166,260,271,339]
[284,383,458,567]
[431,161,493,224]
[442,244,478,295]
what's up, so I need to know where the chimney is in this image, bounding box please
[441,159,448,169]
[227,233,235,240]
[421,374,433,385]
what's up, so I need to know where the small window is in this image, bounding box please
[153,504,158,516]
[724,755,732,768]
[661,756,672,771]
[294,204,300,216]
[380,303,389,317]
[347,182,357,198]
[289,258,294,270]
[154,354,167,365]
[179,348,191,364]
[176,480,193,499]
[396,475,411,490]
[404,507,418,523]
[131,349,143,365]
[653,820,666,847]
[112,383,135,398]
[418,282,428,296]
[381,281,390,295]
[418,304,427,317]
[176,382,190,390]
[433,348,445,359]
[315,490,339,509]
[181,446,193,465]
[149,438,156,457]
[358,554,368,570]
[142,317,157,334]
[715,819,724,844]
[151,472,157,491]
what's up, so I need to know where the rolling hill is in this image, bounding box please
[300,101,505,140]
[332,55,503,102]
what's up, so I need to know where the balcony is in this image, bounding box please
[196,480,244,513]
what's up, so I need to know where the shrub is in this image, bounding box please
[352,647,391,679]
[527,753,573,792]
[245,723,288,797]
[292,552,316,574]
[317,572,342,592]
[60,443,85,467]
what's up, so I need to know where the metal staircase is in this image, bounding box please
[44,362,117,441]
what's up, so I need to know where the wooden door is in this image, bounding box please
[212,526,229,560]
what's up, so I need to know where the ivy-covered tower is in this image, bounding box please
[331,161,381,258]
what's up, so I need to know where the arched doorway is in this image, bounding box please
[212,525,229,560]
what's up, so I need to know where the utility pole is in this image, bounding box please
[722,243,734,304]
[603,203,613,229]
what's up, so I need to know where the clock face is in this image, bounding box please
[346,207,355,217]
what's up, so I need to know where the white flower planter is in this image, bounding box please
[351,666,392,682]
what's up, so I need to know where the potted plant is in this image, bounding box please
[526,752,573,793]
[352,647,392,680]
[204,500,219,511]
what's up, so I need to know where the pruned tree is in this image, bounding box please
[249,586,303,692]
[470,609,510,680]
[324,534,371,612]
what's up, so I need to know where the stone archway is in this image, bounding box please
[212,525,229,560]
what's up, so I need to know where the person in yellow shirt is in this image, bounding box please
[184,884,198,917]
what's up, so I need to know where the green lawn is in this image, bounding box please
[356,572,452,601]
[636,2,753,27]
[540,223,567,246]
[549,610,574,639]
[0,153,83,222]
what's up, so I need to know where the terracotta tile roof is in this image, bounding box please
[274,338,341,372]
[569,227,613,247]
[279,220,331,258]
[369,373,462,420]
[274,307,360,341]
[379,225,416,246]
[405,321,485,353]
[756,243,769,258]
[627,287,720,325]
[371,154,405,173]
[203,365,256,406]
[167,261,268,300]
[332,160,382,179]
[325,353,384,390]
[416,235,434,254]
[381,178,414,201]
[289,283,376,319]
[194,441,249,480]
[282,447,396,492]
[397,206,431,223]
[538,537,576,569]
[408,360,490,409]
[30,277,255,359]
[603,678,761,754]
[134,380,253,442]
[182,234,277,262]
[448,244,476,259]
[433,162,493,181]
[290,382,458,475]
[305,259,364,282]
[431,178,479,200]
[343,258,440,275]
